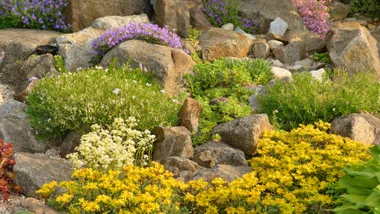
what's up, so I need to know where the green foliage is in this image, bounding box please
[186,27,202,47]
[350,0,380,18]
[26,63,181,139]
[333,145,380,214]
[186,58,272,145]
[258,71,380,130]
[53,55,67,73]
[313,52,331,64]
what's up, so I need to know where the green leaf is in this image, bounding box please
[344,168,376,179]
[342,194,368,203]
[370,145,380,160]
[340,176,375,195]
[364,192,380,207]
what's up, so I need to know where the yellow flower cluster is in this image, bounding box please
[38,122,370,214]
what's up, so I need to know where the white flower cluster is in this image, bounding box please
[67,117,155,171]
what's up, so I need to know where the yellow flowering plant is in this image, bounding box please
[37,122,370,214]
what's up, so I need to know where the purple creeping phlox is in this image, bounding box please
[0,0,71,31]
[203,0,257,34]
[90,23,183,64]
[292,0,330,38]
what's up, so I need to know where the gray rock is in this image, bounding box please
[287,64,303,72]
[14,152,72,197]
[162,156,201,177]
[65,0,152,31]
[244,33,256,40]
[2,54,58,90]
[269,17,288,36]
[199,28,253,61]
[283,29,325,54]
[154,0,190,37]
[222,23,234,31]
[330,1,350,21]
[184,0,212,28]
[178,97,202,134]
[153,126,194,163]
[294,58,314,69]
[187,164,252,183]
[14,79,39,103]
[56,27,105,71]
[370,25,380,62]
[212,114,273,156]
[273,36,306,64]
[234,27,246,34]
[270,59,285,67]
[272,67,292,79]
[0,29,60,77]
[268,40,284,50]
[60,131,83,158]
[330,113,380,145]
[251,40,270,59]
[309,68,325,82]
[100,40,195,96]
[192,141,248,168]
[91,14,150,29]
[0,101,49,153]
[238,0,305,34]
[326,22,380,79]
[21,197,58,214]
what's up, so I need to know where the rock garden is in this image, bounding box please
[0,0,379,213]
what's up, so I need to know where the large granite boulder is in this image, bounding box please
[91,14,150,30]
[184,164,253,183]
[65,0,152,31]
[162,156,201,177]
[326,22,380,79]
[198,28,253,61]
[238,0,305,34]
[153,126,194,163]
[212,114,273,156]
[0,29,60,77]
[0,101,49,153]
[100,40,195,96]
[330,113,380,145]
[184,0,212,28]
[178,97,202,134]
[273,36,306,64]
[192,141,248,168]
[283,29,325,54]
[14,152,72,197]
[154,0,190,38]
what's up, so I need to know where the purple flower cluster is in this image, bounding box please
[203,0,257,34]
[292,0,330,38]
[90,23,183,64]
[0,0,71,32]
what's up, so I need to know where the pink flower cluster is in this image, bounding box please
[292,0,330,38]
[90,23,183,64]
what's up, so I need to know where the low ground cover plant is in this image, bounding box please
[90,23,183,65]
[349,0,380,18]
[185,58,272,144]
[258,71,380,130]
[0,139,22,200]
[334,145,380,213]
[0,0,71,32]
[68,117,155,172]
[292,0,330,38]
[203,0,257,33]
[38,122,370,213]
[26,63,181,139]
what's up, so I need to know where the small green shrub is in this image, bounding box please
[350,0,380,18]
[26,63,181,139]
[258,71,380,130]
[334,145,380,213]
[67,117,155,172]
[186,58,272,144]
[313,52,331,64]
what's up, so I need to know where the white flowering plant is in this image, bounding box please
[67,117,155,171]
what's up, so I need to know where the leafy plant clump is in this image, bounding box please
[292,0,330,38]
[258,71,380,130]
[203,0,257,34]
[38,122,370,213]
[186,58,272,144]
[334,145,380,213]
[26,63,181,139]
[67,117,155,172]
[349,0,380,18]
[0,139,22,200]
[0,0,71,32]
[313,52,331,64]
[90,23,183,64]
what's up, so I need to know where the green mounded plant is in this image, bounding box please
[313,52,331,64]
[186,58,272,145]
[333,145,380,213]
[26,63,182,139]
[258,70,380,130]
[349,0,380,18]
